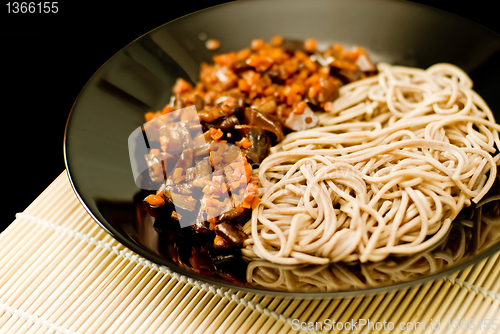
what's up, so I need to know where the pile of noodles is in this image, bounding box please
[241,62,500,265]
[246,193,500,291]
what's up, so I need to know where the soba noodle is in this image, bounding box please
[241,62,500,265]
[247,193,500,291]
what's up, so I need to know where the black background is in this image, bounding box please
[1,0,499,233]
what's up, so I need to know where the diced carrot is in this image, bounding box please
[304,38,317,53]
[213,52,238,68]
[232,167,243,179]
[298,68,309,80]
[214,235,229,247]
[238,79,250,92]
[209,152,214,167]
[228,180,238,190]
[319,66,330,77]
[230,152,244,165]
[251,39,265,50]
[244,183,257,199]
[271,35,283,46]
[283,59,298,74]
[238,164,247,179]
[246,54,261,68]
[149,148,160,156]
[249,175,259,186]
[202,182,219,195]
[263,85,276,96]
[308,83,322,98]
[304,58,317,72]
[292,82,305,95]
[236,137,252,149]
[305,74,319,86]
[172,78,192,95]
[221,97,236,113]
[237,48,251,60]
[212,174,224,184]
[270,48,286,62]
[244,163,253,178]
[145,111,156,122]
[208,219,217,229]
[346,46,364,61]
[255,84,263,95]
[249,56,273,72]
[207,198,227,208]
[293,101,307,114]
[246,183,258,195]
[161,105,174,115]
[332,43,344,54]
[243,193,254,203]
[144,194,165,207]
[242,70,261,85]
[210,128,224,141]
[251,197,261,209]
[284,85,294,97]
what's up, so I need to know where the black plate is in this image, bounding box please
[64,0,500,298]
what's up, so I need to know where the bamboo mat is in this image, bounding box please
[1,172,500,334]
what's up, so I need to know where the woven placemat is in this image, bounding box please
[1,171,500,334]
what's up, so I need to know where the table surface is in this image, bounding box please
[1,171,500,334]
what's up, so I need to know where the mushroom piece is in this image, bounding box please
[243,107,284,143]
[233,125,272,164]
[214,222,248,247]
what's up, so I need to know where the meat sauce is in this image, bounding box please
[141,36,377,263]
